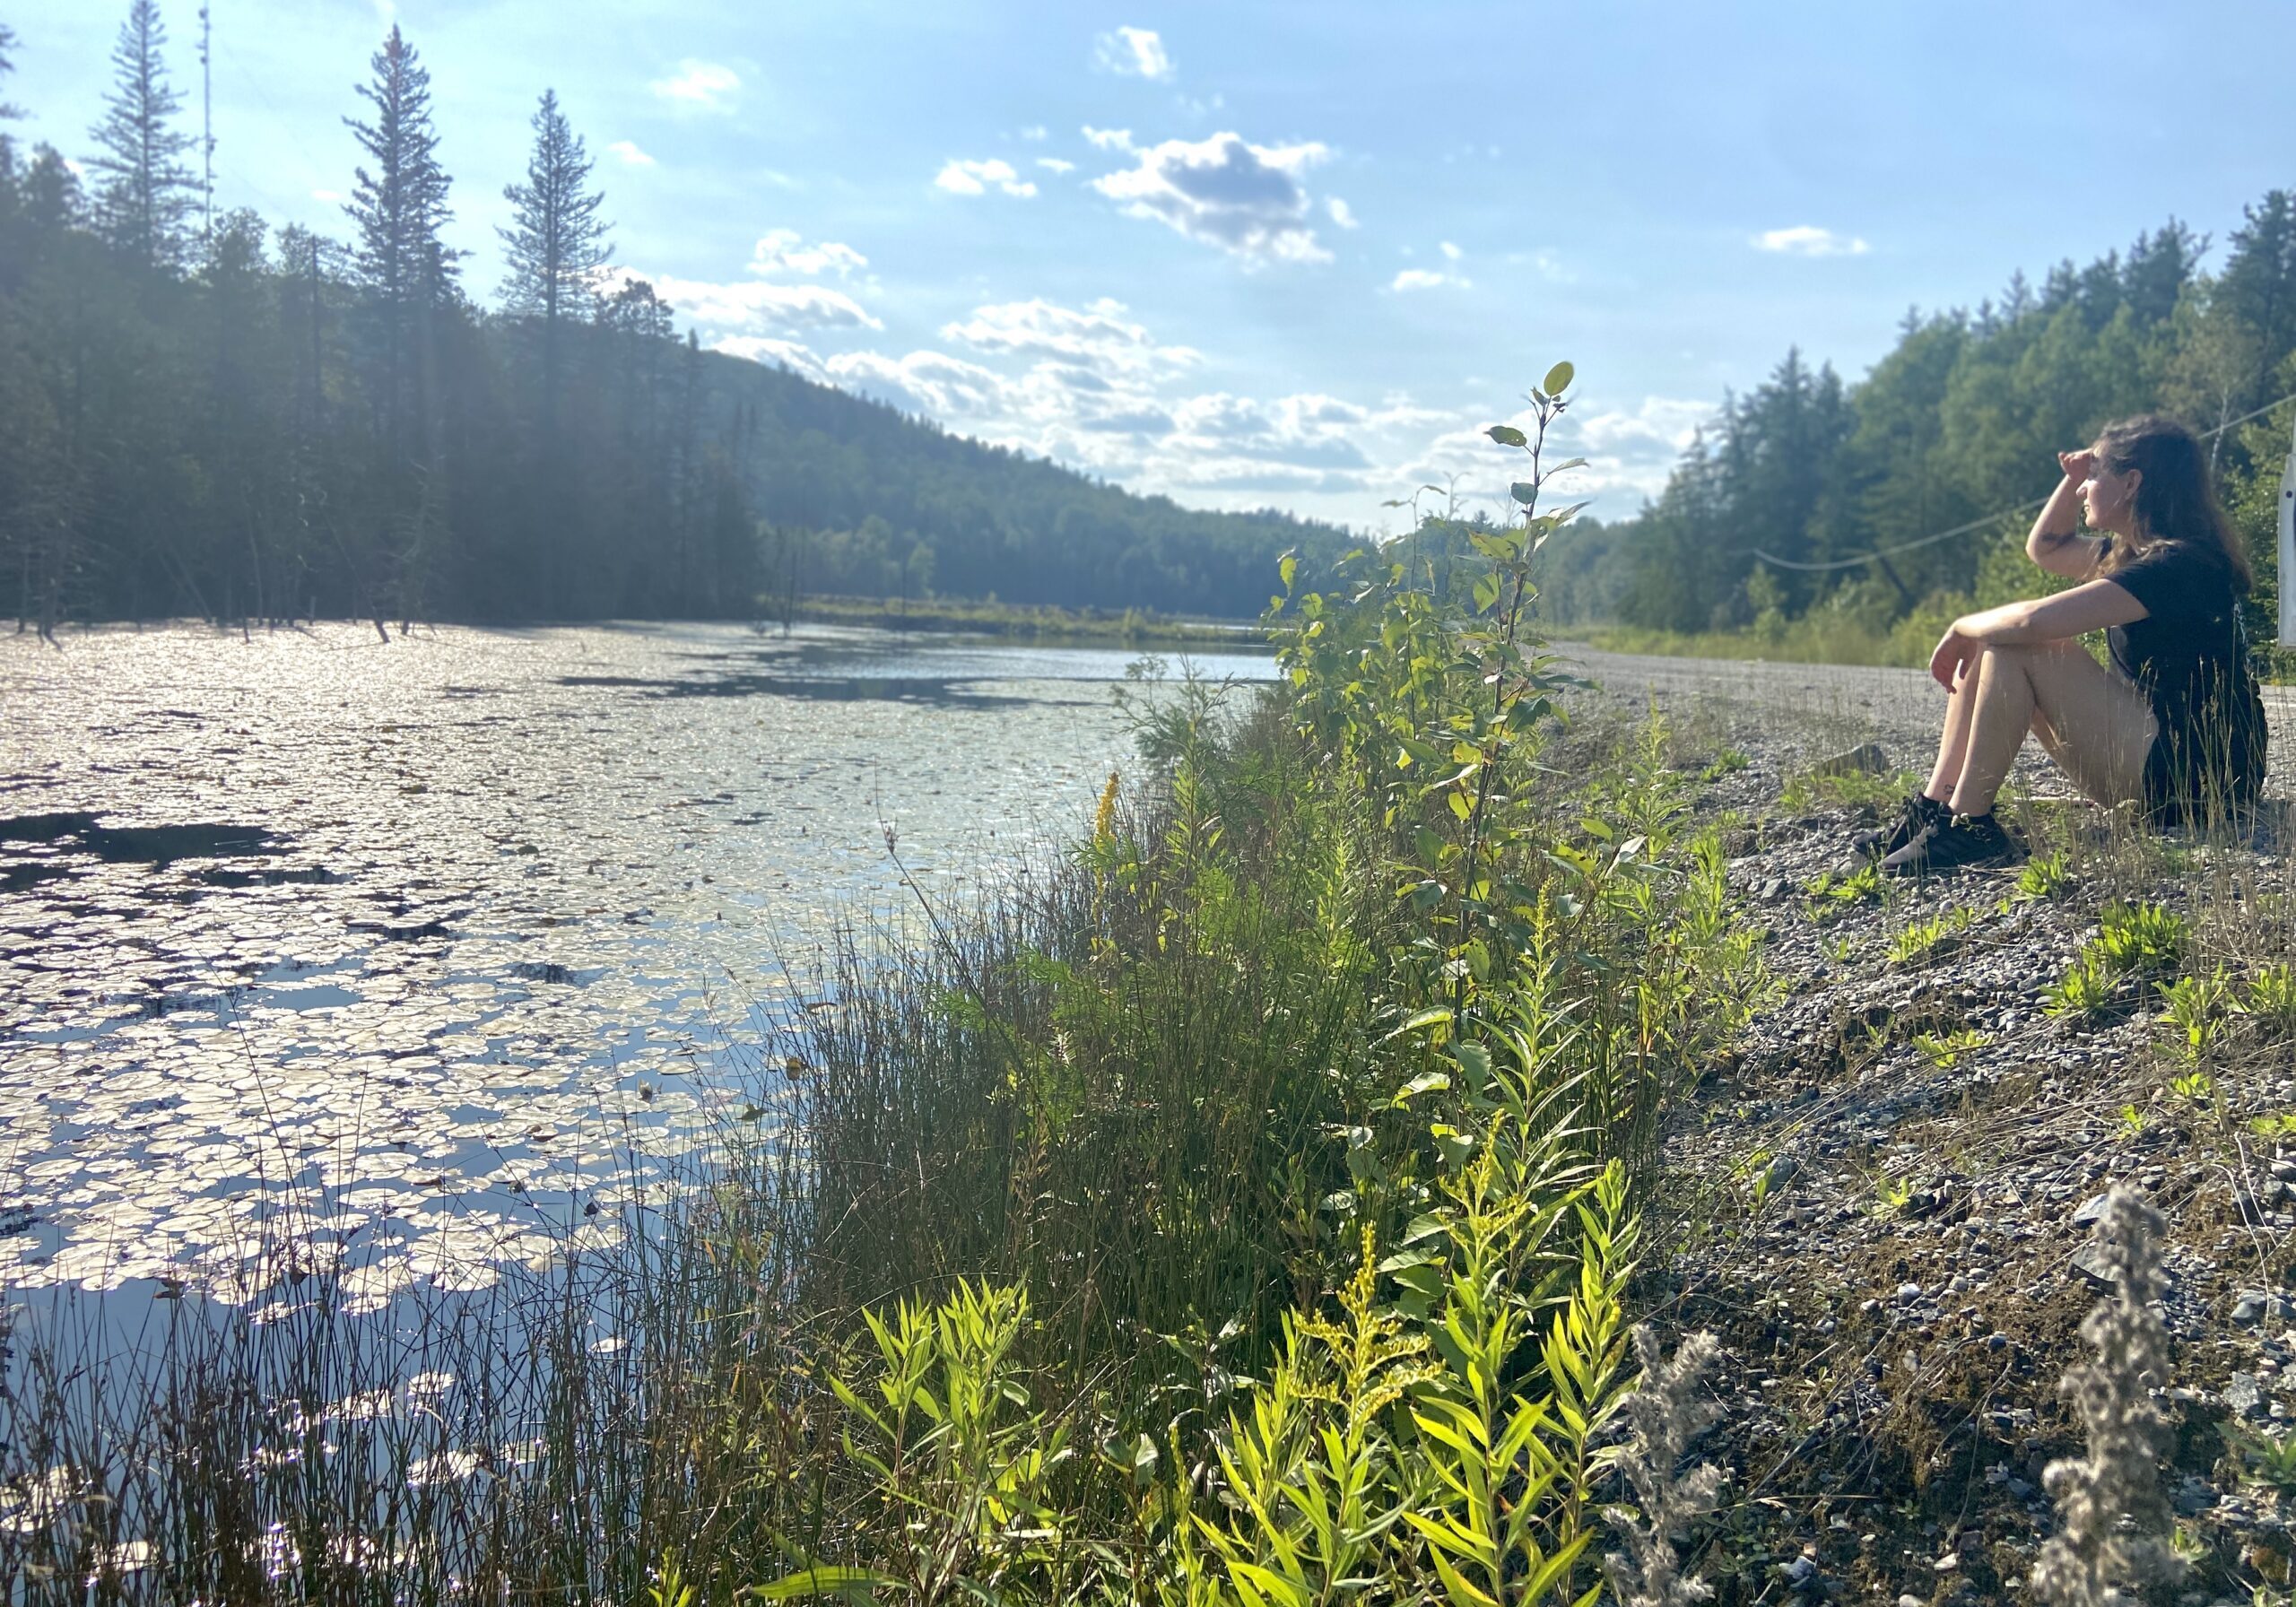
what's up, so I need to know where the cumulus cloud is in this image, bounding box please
[1395,393,1712,513]
[1038,157,1077,175]
[1083,125,1135,152]
[935,158,1038,198]
[1326,196,1357,229]
[1091,131,1332,265]
[1753,224,1869,256]
[748,228,866,278]
[709,334,827,379]
[604,268,880,332]
[650,60,740,109]
[939,297,1198,375]
[1391,267,1468,291]
[1021,125,1048,141]
[607,140,656,168]
[828,350,1010,416]
[1095,26,1174,81]
[1439,240,1463,261]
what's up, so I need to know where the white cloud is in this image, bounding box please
[310,187,343,204]
[603,267,880,332]
[1091,131,1333,266]
[1752,224,1870,257]
[1326,196,1357,229]
[1083,126,1135,152]
[607,140,655,168]
[828,350,1011,417]
[940,297,1198,374]
[1021,125,1048,141]
[935,158,1038,198]
[650,60,741,109]
[1439,240,1463,261]
[1095,26,1175,81]
[709,334,827,379]
[1038,157,1077,175]
[1391,267,1468,291]
[748,228,866,278]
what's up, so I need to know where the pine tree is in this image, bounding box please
[2218,191,2296,409]
[86,0,196,272]
[499,89,610,408]
[0,22,23,121]
[343,24,455,444]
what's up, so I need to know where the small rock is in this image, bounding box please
[2226,1373,2266,1418]
[2235,1290,2270,1325]
[1896,1281,1924,1301]
[1934,1551,1960,1572]
[1783,1555,1817,1586]
[1812,741,1889,777]
[2071,1242,2118,1288]
[2072,1192,2110,1227]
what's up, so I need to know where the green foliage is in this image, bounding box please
[2246,962,2296,1031]
[2096,901,2190,974]
[1779,767,1920,814]
[2230,1424,2296,1497]
[1802,863,1883,923]
[1889,906,1974,966]
[2157,967,2242,1066]
[2042,955,2118,1019]
[1911,1027,1990,1069]
[2014,850,2074,902]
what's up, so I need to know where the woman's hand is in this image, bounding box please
[2057,447,2097,484]
[1929,626,1980,692]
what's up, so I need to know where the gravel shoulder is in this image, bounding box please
[1564,644,2296,1607]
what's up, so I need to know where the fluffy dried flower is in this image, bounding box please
[1602,1325,1723,1607]
[2029,1185,2184,1607]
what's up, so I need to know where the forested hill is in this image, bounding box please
[0,13,1345,630]
[1535,200,2296,652]
[694,348,1344,616]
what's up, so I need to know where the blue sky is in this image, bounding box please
[15,2,2296,532]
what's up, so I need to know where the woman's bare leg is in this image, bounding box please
[1944,640,2154,814]
[1925,662,1983,802]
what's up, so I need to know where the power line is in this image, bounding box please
[1749,387,2296,574]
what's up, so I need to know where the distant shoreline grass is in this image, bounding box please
[1573,621,1933,670]
[767,593,1260,647]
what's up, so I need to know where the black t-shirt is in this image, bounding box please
[2101,537,2266,802]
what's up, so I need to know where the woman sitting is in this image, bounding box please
[1869,413,2266,875]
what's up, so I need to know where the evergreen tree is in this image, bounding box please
[344,24,455,443]
[2218,191,2296,409]
[0,22,23,122]
[86,0,195,272]
[499,88,610,405]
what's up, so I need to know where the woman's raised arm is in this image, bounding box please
[2026,451,2106,578]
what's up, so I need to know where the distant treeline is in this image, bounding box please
[0,8,1346,632]
[1535,205,2296,647]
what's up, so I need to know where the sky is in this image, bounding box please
[14,1,2296,534]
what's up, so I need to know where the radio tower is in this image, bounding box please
[199,4,213,241]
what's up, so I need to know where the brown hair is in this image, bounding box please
[2092,413,2253,588]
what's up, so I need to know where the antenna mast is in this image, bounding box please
[199,4,213,241]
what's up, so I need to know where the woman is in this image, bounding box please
[1866,413,2266,875]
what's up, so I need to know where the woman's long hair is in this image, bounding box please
[2093,413,2253,588]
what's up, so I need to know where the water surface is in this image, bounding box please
[0,622,1272,1309]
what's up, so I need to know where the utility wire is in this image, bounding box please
[1749,387,2296,574]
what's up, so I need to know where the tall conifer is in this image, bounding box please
[342,25,454,443]
[499,88,610,409]
[86,0,195,272]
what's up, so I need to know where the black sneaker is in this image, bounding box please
[1851,792,1947,862]
[1880,812,2022,877]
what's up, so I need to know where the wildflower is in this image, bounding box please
[1093,770,1120,846]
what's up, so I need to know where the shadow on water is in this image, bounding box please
[0,812,281,864]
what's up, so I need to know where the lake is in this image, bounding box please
[0,622,1274,1312]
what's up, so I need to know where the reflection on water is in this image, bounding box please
[0,621,1273,1309]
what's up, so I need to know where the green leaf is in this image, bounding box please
[1279,552,1298,588]
[1509,481,1538,504]
[1484,424,1527,447]
[1543,456,1588,476]
[752,1566,897,1602]
[1542,360,1575,395]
